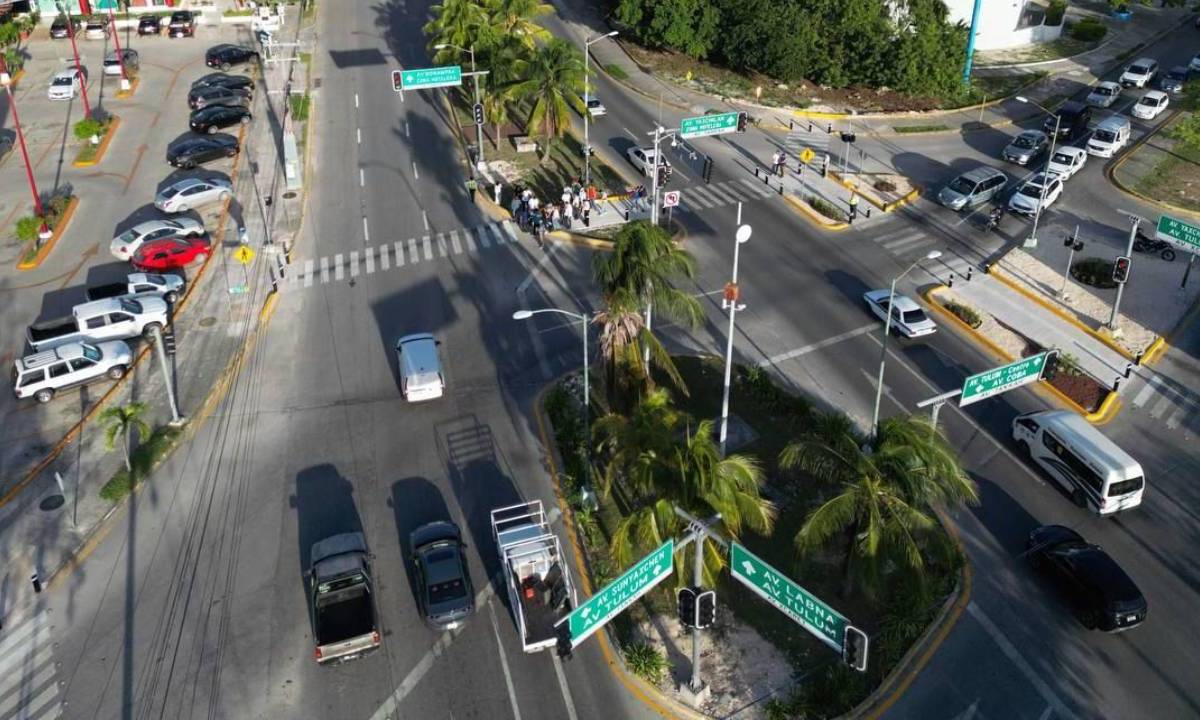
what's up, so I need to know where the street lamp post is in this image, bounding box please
[582,31,618,186]
[435,43,484,166]
[0,58,48,236]
[107,6,130,90]
[1016,96,1059,249]
[869,250,942,441]
[718,220,752,458]
[58,1,93,119]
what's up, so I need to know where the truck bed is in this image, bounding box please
[513,566,572,647]
[315,589,375,645]
[85,284,126,302]
[28,319,76,343]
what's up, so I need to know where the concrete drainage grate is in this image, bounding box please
[199,317,218,327]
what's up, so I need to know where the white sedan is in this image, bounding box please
[1046,146,1088,180]
[1008,172,1064,216]
[863,289,938,338]
[47,68,86,101]
[154,177,234,213]
[110,218,205,261]
[1131,90,1169,120]
[626,146,671,177]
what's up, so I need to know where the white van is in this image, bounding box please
[395,333,445,402]
[1012,410,1145,515]
[1086,115,1131,158]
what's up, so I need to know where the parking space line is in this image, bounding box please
[334,254,344,281]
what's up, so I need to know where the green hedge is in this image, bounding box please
[808,195,847,222]
[1070,256,1117,289]
[944,299,982,329]
[1069,17,1108,42]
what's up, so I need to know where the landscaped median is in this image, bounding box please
[72,114,120,167]
[829,171,920,213]
[15,192,78,270]
[782,192,849,230]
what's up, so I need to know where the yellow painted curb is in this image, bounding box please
[16,196,80,270]
[923,286,1013,363]
[986,266,1138,362]
[1086,390,1122,425]
[783,193,849,231]
[115,76,140,99]
[887,186,921,212]
[259,291,279,323]
[1104,109,1200,221]
[547,229,615,250]
[1140,335,1167,365]
[72,115,121,168]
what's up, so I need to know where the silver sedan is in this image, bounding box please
[154,177,233,213]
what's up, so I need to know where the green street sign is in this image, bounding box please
[680,112,740,139]
[564,539,673,646]
[1157,215,1200,253]
[959,352,1050,407]
[400,65,463,91]
[730,542,846,651]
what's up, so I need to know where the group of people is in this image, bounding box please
[510,179,606,247]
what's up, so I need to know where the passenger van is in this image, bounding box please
[1086,115,1131,158]
[1012,410,1145,515]
[395,333,445,402]
[936,166,1008,211]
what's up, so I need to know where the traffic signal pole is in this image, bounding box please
[672,507,728,705]
[1109,215,1141,332]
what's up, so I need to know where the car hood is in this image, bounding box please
[1004,145,1033,159]
[937,187,968,206]
[98,340,134,363]
[1010,192,1042,211]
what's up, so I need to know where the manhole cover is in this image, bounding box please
[283,191,297,200]
[199,317,218,327]
[39,494,65,512]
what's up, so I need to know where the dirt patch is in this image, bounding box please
[1046,372,1107,412]
[834,172,917,208]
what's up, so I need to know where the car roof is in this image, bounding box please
[866,289,918,311]
[52,69,77,80]
[1054,146,1086,157]
[1142,90,1168,101]
[18,343,87,370]
[1096,114,1129,129]
[1096,80,1120,89]
[131,219,177,234]
[1130,57,1155,67]
[960,165,1005,182]
[1026,410,1142,474]
[411,520,462,550]
[1016,129,1045,139]
[1065,547,1143,603]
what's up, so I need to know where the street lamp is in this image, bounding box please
[1015,96,1059,249]
[513,307,591,488]
[434,43,484,167]
[0,57,48,237]
[718,223,752,457]
[582,31,618,186]
[869,250,942,441]
[107,5,130,91]
[58,1,93,119]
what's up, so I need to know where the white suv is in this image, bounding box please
[11,341,132,404]
[1120,58,1159,88]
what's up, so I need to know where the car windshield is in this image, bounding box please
[1052,152,1072,164]
[1018,183,1045,198]
[1094,129,1117,142]
[119,298,142,314]
[117,229,137,243]
[902,309,928,325]
[946,177,975,193]
[1139,97,1157,106]
[1096,86,1114,96]
[1108,476,1144,496]
[1014,135,1037,149]
[52,77,73,86]
[81,344,102,362]
[1129,64,1150,75]
[161,186,180,199]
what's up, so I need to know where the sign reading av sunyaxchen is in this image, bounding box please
[399,65,463,91]
[562,539,673,647]
[680,112,740,139]
[730,542,847,651]
[958,352,1051,407]
[1157,215,1200,254]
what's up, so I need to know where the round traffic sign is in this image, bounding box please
[663,190,681,208]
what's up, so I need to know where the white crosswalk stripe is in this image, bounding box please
[1129,372,1200,432]
[350,251,360,277]
[422,236,434,261]
[449,229,463,255]
[739,177,778,197]
[0,610,63,720]
[366,247,376,274]
[379,243,390,270]
[882,232,930,252]
[334,253,344,281]
[686,186,720,209]
[303,259,314,287]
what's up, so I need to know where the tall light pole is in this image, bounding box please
[719,218,752,458]
[0,57,48,236]
[107,6,129,91]
[435,43,483,166]
[869,250,942,441]
[514,308,590,487]
[1016,95,1058,249]
[582,31,617,186]
[58,1,93,119]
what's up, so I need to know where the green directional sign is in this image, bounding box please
[730,542,847,651]
[1157,215,1200,253]
[959,352,1050,407]
[680,112,740,139]
[564,539,673,646]
[400,65,463,91]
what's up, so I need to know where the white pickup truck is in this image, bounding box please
[27,297,168,352]
[86,273,185,304]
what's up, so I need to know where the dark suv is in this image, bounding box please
[1043,101,1091,141]
[187,85,251,110]
[1026,525,1147,632]
[205,44,259,71]
[168,10,197,38]
[137,15,161,36]
[189,105,252,134]
[410,521,474,631]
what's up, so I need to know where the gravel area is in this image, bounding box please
[934,288,1031,360]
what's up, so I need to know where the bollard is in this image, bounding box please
[1124,362,1133,379]
[754,167,759,179]
[967,266,974,281]
[808,122,813,133]
[1135,350,1144,366]
[1113,377,1122,393]
[763,173,770,185]
[31,573,41,594]
[778,183,783,195]
[624,209,630,221]
[789,119,794,130]
[947,275,954,288]
[827,123,833,134]
[865,207,871,219]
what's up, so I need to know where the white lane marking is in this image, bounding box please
[359,167,365,187]
[412,161,419,180]
[357,127,361,144]
[363,217,371,242]
[405,120,410,138]
[0,651,60,712]
[393,241,404,267]
[354,93,359,108]
[488,600,524,720]
[966,603,1077,720]
[320,256,329,283]
[721,182,752,202]
[705,182,739,204]
[759,324,877,367]
[365,247,375,274]
[501,221,520,243]
[1132,374,1158,407]
[436,233,448,258]
[408,238,418,264]
[1149,381,1177,420]
[379,244,389,270]
[423,236,433,261]
[334,253,344,281]
[479,225,493,248]
[686,186,719,208]
[0,613,43,659]
[422,210,430,232]
[349,250,360,277]
[552,653,580,720]
[5,676,62,720]
[1166,392,1198,429]
[883,234,931,253]
[449,229,463,255]
[303,259,314,287]
[463,226,479,252]
[740,176,777,196]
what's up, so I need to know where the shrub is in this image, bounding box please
[1046,0,1068,25]
[15,215,42,243]
[874,179,897,193]
[943,299,982,329]
[739,365,813,419]
[623,642,668,685]
[1069,17,1108,42]
[807,195,847,222]
[289,93,310,122]
[1051,351,1084,377]
[1070,256,1117,288]
[98,426,183,502]
[73,117,105,143]
[605,63,629,80]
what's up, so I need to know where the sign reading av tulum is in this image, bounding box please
[730,542,847,651]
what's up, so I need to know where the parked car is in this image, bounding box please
[862,289,937,338]
[1008,172,1064,216]
[1191,52,1200,74]
[580,93,606,118]
[166,135,240,168]
[86,272,186,304]
[110,218,205,261]
[49,15,81,39]
[11,341,132,404]
[1160,66,1189,94]
[47,68,87,101]
[1002,130,1049,166]
[132,237,211,272]
[191,72,254,94]
[1119,58,1159,88]
[189,105,252,134]
[626,146,672,177]
[936,166,1008,211]
[155,176,233,213]
[168,10,198,37]
[1085,81,1122,108]
[83,18,109,40]
[205,44,259,71]
[187,85,251,110]
[1026,525,1148,632]
[137,14,162,35]
[27,297,168,352]
[103,49,139,77]
[1046,146,1088,180]
[1132,90,1170,120]
[410,521,475,631]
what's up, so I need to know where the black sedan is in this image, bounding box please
[410,521,474,631]
[187,85,251,111]
[191,72,254,94]
[1026,525,1147,632]
[205,44,259,71]
[167,135,239,169]
[137,15,161,35]
[190,106,252,134]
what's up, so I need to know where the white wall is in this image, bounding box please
[942,0,1051,51]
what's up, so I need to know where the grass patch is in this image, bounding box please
[604,63,628,80]
[893,124,949,134]
[808,195,847,222]
[19,241,40,265]
[299,51,312,73]
[289,93,310,122]
[944,299,982,328]
[74,142,101,164]
[222,8,254,16]
[98,426,183,502]
[1132,117,1200,212]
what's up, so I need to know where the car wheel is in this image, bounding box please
[165,291,179,304]
[1071,487,1088,508]
[194,252,208,265]
[220,62,231,71]
[107,364,127,380]
[225,149,237,157]
[143,322,163,339]
[1162,248,1176,262]
[207,125,217,135]
[34,389,54,404]
[183,160,196,170]
[1079,607,1100,630]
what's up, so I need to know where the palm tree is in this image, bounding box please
[593,221,703,363]
[479,35,527,149]
[507,38,585,161]
[484,0,551,50]
[593,287,685,410]
[423,0,488,65]
[780,414,978,597]
[592,387,682,497]
[100,402,151,475]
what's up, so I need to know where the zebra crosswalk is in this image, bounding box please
[1127,371,1200,433]
[868,226,977,283]
[782,127,831,161]
[671,177,779,213]
[0,609,62,720]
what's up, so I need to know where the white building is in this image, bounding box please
[942,0,1063,51]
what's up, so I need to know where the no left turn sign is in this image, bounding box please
[663,190,681,208]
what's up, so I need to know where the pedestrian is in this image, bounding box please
[583,204,591,228]
[776,153,785,177]
[577,187,587,209]
[561,187,572,207]
[494,181,502,206]
[586,184,597,208]
[550,203,560,229]
[563,201,574,229]
[466,176,478,203]
[529,194,540,212]
[848,193,859,223]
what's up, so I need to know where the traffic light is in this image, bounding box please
[843,626,869,672]
[658,166,669,187]
[840,131,857,144]
[555,622,574,659]
[702,156,713,184]
[1112,255,1131,283]
[736,111,748,133]
[695,590,716,628]
[677,587,697,628]
[473,103,484,126]
[391,69,403,92]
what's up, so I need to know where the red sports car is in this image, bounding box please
[132,236,210,271]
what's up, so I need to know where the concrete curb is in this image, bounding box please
[829,172,922,213]
[782,193,849,231]
[15,195,79,270]
[72,115,121,168]
[1104,108,1200,221]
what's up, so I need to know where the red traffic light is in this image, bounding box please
[1112,255,1131,283]
[391,69,403,92]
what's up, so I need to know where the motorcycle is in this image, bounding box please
[984,206,1005,232]
[1133,229,1176,261]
